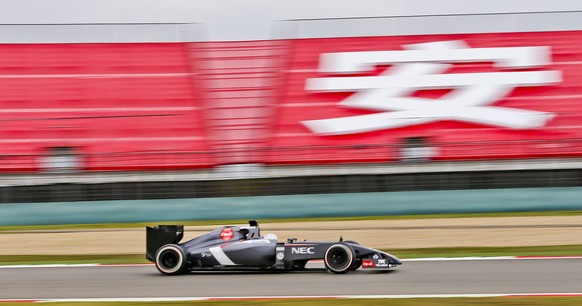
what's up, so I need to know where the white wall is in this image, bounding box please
[0,0,582,41]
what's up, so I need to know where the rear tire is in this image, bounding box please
[155,244,187,275]
[324,243,355,274]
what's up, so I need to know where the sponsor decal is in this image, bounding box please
[276,252,285,260]
[220,228,234,241]
[304,40,561,135]
[373,254,380,259]
[362,259,375,268]
[376,259,388,267]
[291,247,315,255]
[201,252,212,258]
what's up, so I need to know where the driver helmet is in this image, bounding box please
[263,233,278,242]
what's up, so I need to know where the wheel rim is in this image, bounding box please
[160,251,179,269]
[329,249,348,268]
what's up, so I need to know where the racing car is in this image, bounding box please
[146,220,402,275]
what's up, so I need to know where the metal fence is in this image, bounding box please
[1,165,582,203]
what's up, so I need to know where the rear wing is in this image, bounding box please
[146,225,184,262]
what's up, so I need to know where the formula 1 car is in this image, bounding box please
[146,220,402,275]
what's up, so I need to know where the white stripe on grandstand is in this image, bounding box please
[279,102,336,107]
[3,293,582,303]
[0,107,198,113]
[280,94,582,108]
[0,73,192,79]
[209,246,236,265]
[0,136,203,143]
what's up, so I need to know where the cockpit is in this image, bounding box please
[239,219,261,240]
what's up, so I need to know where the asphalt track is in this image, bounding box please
[1,258,582,300]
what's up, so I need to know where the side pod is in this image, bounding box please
[146,225,184,262]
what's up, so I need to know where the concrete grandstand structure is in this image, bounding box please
[3,7,582,202]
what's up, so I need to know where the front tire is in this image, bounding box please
[345,241,361,270]
[324,243,355,274]
[155,244,187,275]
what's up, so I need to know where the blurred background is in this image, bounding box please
[3,1,582,302]
[0,0,582,216]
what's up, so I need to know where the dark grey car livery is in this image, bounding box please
[146,220,402,275]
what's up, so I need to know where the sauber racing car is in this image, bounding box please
[146,220,402,275]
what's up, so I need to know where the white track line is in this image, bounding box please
[403,256,582,261]
[2,256,582,269]
[0,264,100,269]
[3,293,582,303]
[402,256,517,262]
[0,263,154,269]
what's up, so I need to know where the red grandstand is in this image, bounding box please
[0,43,211,171]
[2,30,582,171]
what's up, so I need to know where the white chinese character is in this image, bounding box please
[303,41,561,135]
